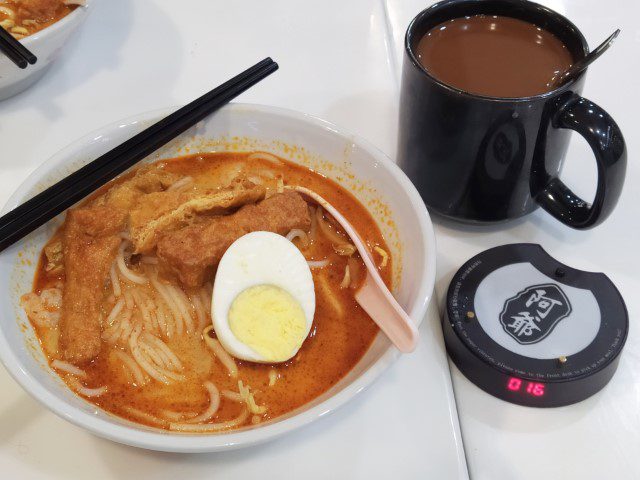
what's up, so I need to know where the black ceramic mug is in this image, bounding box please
[397,0,626,228]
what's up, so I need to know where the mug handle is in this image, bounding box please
[536,95,626,229]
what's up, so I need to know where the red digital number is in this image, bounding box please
[507,377,522,391]
[529,382,545,396]
[507,378,545,396]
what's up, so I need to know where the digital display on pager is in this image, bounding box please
[507,377,545,397]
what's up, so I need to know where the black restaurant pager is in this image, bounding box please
[443,244,628,407]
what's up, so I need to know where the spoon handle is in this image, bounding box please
[356,274,419,353]
[551,29,620,88]
[289,185,419,353]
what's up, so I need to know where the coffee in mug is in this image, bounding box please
[414,15,573,98]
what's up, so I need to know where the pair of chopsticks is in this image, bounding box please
[0,26,37,68]
[0,57,278,252]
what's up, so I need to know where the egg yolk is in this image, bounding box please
[228,284,307,362]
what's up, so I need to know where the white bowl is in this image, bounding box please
[0,103,436,452]
[0,1,92,101]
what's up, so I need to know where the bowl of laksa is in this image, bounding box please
[0,103,436,452]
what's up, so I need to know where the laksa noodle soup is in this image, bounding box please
[20,152,393,433]
[0,0,83,39]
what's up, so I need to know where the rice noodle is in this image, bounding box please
[156,300,174,338]
[334,243,356,256]
[102,320,122,344]
[317,274,344,317]
[117,241,148,285]
[113,350,147,386]
[130,289,155,333]
[248,152,283,166]
[129,324,171,384]
[109,262,121,297]
[141,332,183,370]
[221,390,243,402]
[138,290,161,331]
[166,285,195,333]
[191,293,208,330]
[138,340,169,369]
[20,292,61,328]
[251,415,262,425]
[68,378,107,397]
[167,176,193,191]
[102,323,122,345]
[203,326,238,378]
[144,341,173,370]
[286,229,310,249]
[52,359,86,378]
[257,169,275,179]
[151,278,184,336]
[140,256,159,265]
[183,381,220,423]
[308,206,318,243]
[200,284,212,315]
[129,326,183,383]
[106,298,125,326]
[169,408,249,432]
[340,265,351,289]
[246,175,263,185]
[123,406,167,427]
[316,208,346,245]
[268,369,278,387]
[160,410,199,422]
[307,259,329,269]
[117,315,134,345]
[123,289,134,309]
[374,246,389,268]
[238,380,267,414]
[347,256,361,289]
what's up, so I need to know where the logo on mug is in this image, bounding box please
[499,284,572,344]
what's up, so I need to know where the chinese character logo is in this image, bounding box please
[499,284,572,345]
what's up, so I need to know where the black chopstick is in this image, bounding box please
[0,58,278,252]
[0,26,37,68]
[0,57,274,229]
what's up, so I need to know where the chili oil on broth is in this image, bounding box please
[27,152,392,431]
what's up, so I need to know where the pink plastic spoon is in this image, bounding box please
[290,186,418,353]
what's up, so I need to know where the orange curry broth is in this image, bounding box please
[30,152,392,430]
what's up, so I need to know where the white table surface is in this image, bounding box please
[0,1,468,479]
[1,0,638,479]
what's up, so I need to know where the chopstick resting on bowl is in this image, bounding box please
[0,25,37,68]
[0,57,278,252]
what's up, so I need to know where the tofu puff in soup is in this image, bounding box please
[21,152,393,432]
[0,0,84,39]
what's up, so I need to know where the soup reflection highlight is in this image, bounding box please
[21,152,392,432]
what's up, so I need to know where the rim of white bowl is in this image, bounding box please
[0,103,436,452]
[19,0,92,47]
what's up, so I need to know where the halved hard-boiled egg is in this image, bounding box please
[212,231,315,363]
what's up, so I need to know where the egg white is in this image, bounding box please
[212,231,315,363]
